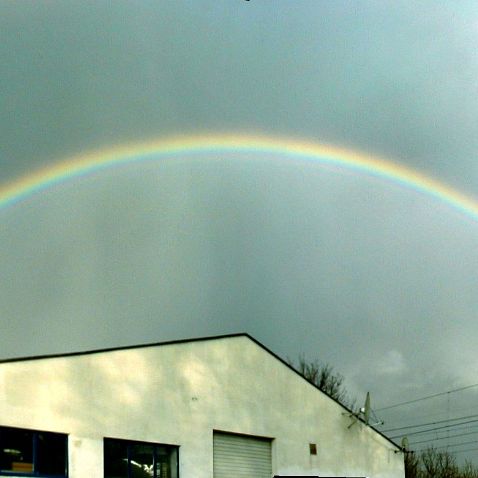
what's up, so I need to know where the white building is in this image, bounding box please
[0,333,404,478]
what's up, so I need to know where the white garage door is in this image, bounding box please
[213,431,272,478]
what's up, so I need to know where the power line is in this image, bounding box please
[387,419,478,438]
[392,403,478,426]
[411,445,478,455]
[409,429,478,446]
[383,413,478,433]
[376,383,478,411]
[454,447,478,454]
[414,439,478,453]
[390,418,478,439]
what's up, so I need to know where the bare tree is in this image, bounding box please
[420,447,458,478]
[288,355,355,409]
[461,461,478,478]
[404,451,420,478]
[407,447,478,478]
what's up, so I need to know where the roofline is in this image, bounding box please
[244,335,402,451]
[0,331,401,451]
[0,332,249,364]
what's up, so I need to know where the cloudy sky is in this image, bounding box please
[2,0,478,463]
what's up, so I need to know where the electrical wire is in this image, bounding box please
[409,429,478,446]
[389,418,478,439]
[388,420,478,439]
[414,439,478,453]
[382,413,478,433]
[454,447,478,454]
[376,383,478,411]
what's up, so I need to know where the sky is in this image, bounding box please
[2,0,478,464]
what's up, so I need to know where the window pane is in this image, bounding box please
[130,443,154,477]
[36,432,67,475]
[105,439,178,478]
[155,446,177,478]
[0,427,33,473]
[104,439,128,478]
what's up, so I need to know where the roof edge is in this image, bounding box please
[243,335,401,451]
[0,332,250,364]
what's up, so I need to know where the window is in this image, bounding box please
[0,426,67,477]
[104,438,178,478]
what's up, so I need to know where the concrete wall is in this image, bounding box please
[0,335,405,477]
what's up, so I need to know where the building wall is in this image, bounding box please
[0,336,405,478]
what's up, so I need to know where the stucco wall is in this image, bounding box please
[0,335,404,477]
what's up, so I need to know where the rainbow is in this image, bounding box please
[1,133,478,220]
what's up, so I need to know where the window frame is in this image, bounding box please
[0,426,68,478]
[104,437,179,478]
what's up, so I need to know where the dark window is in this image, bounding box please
[0,426,67,477]
[104,438,178,478]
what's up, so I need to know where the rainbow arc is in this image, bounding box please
[1,133,477,221]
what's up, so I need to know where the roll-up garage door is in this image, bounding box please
[213,431,272,478]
